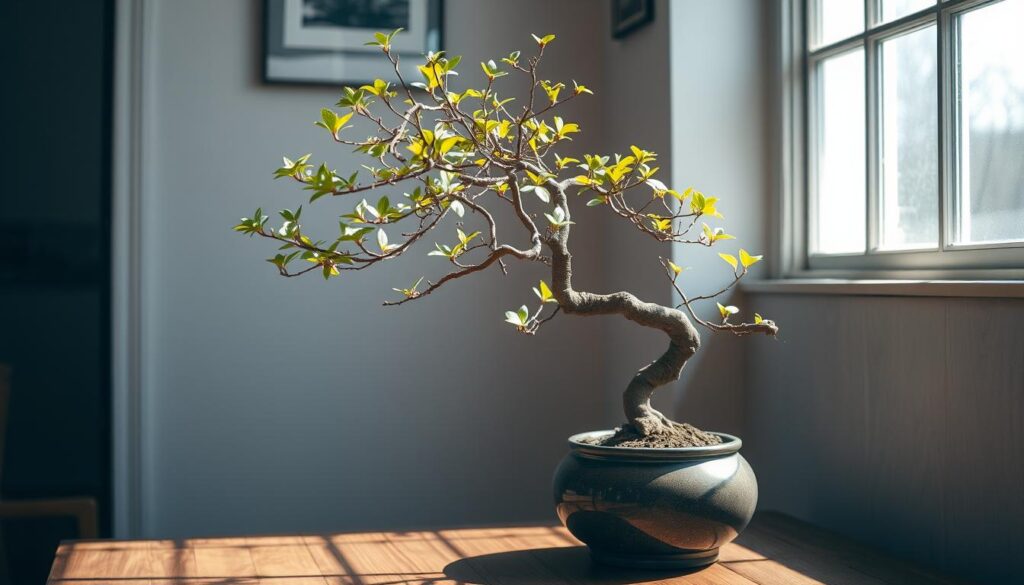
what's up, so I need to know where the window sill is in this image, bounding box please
[742,279,1024,299]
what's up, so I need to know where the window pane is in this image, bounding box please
[954,0,1024,246]
[815,49,866,254]
[814,0,864,47]
[879,0,934,24]
[879,26,938,250]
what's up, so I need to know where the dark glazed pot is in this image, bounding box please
[553,430,756,570]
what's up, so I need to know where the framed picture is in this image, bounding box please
[611,0,654,39]
[264,0,443,85]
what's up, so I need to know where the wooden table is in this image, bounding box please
[47,512,963,584]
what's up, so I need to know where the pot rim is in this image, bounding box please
[567,430,742,461]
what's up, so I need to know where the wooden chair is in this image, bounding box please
[0,364,99,575]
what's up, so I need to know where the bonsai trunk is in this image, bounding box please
[546,184,709,442]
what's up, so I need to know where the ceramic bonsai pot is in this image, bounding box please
[553,430,757,570]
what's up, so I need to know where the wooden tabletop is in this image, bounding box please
[47,512,962,584]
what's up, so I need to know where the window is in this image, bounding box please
[798,0,1024,275]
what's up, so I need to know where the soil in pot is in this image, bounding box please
[585,421,723,448]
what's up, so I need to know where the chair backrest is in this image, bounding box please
[0,364,8,485]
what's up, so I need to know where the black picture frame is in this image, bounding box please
[611,0,654,39]
[263,0,444,86]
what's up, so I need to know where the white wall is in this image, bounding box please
[598,0,776,431]
[134,0,614,537]
[743,293,1024,584]
[666,0,777,431]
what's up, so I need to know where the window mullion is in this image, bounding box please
[937,5,950,251]
[865,0,879,253]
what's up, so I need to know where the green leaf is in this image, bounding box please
[531,33,556,47]
[274,153,312,179]
[319,108,336,129]
[504,305,530,327]
[366,28,403,49]
[457,229,480,246]
[428,242,453,257]
[315,109,353,138]
[392,276,424,298]
[481,60,506,79]
[544,205,573,228]
[322,262,340,280]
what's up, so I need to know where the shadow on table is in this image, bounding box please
[443,546,701,585]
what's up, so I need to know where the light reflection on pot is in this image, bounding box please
[552,431,757,570]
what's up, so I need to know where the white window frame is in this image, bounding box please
[778,0,1024,280]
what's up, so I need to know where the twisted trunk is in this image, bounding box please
[546,183,701,438]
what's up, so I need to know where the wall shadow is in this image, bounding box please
[443,546,703,585]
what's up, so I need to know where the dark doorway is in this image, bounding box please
[0,0,114,582]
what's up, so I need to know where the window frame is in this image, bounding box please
[781,0,1024,280]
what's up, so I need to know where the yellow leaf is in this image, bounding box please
[534,280,556,303]
[330,111,353,135]
[648,215,671,232]
[719,253,738,271]
[666,260,683,276]
[702,196,723,219]
[406,139,425,157]
[754,313,764,324]
[418,64,441,90]
[437,136,461,156]
[739,249,762,268]
[573,80,593,95]
[495,120,512,138]
[717,302,739,320]
[555,155,579,169]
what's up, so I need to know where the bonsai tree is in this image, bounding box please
[234,31,779,448]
